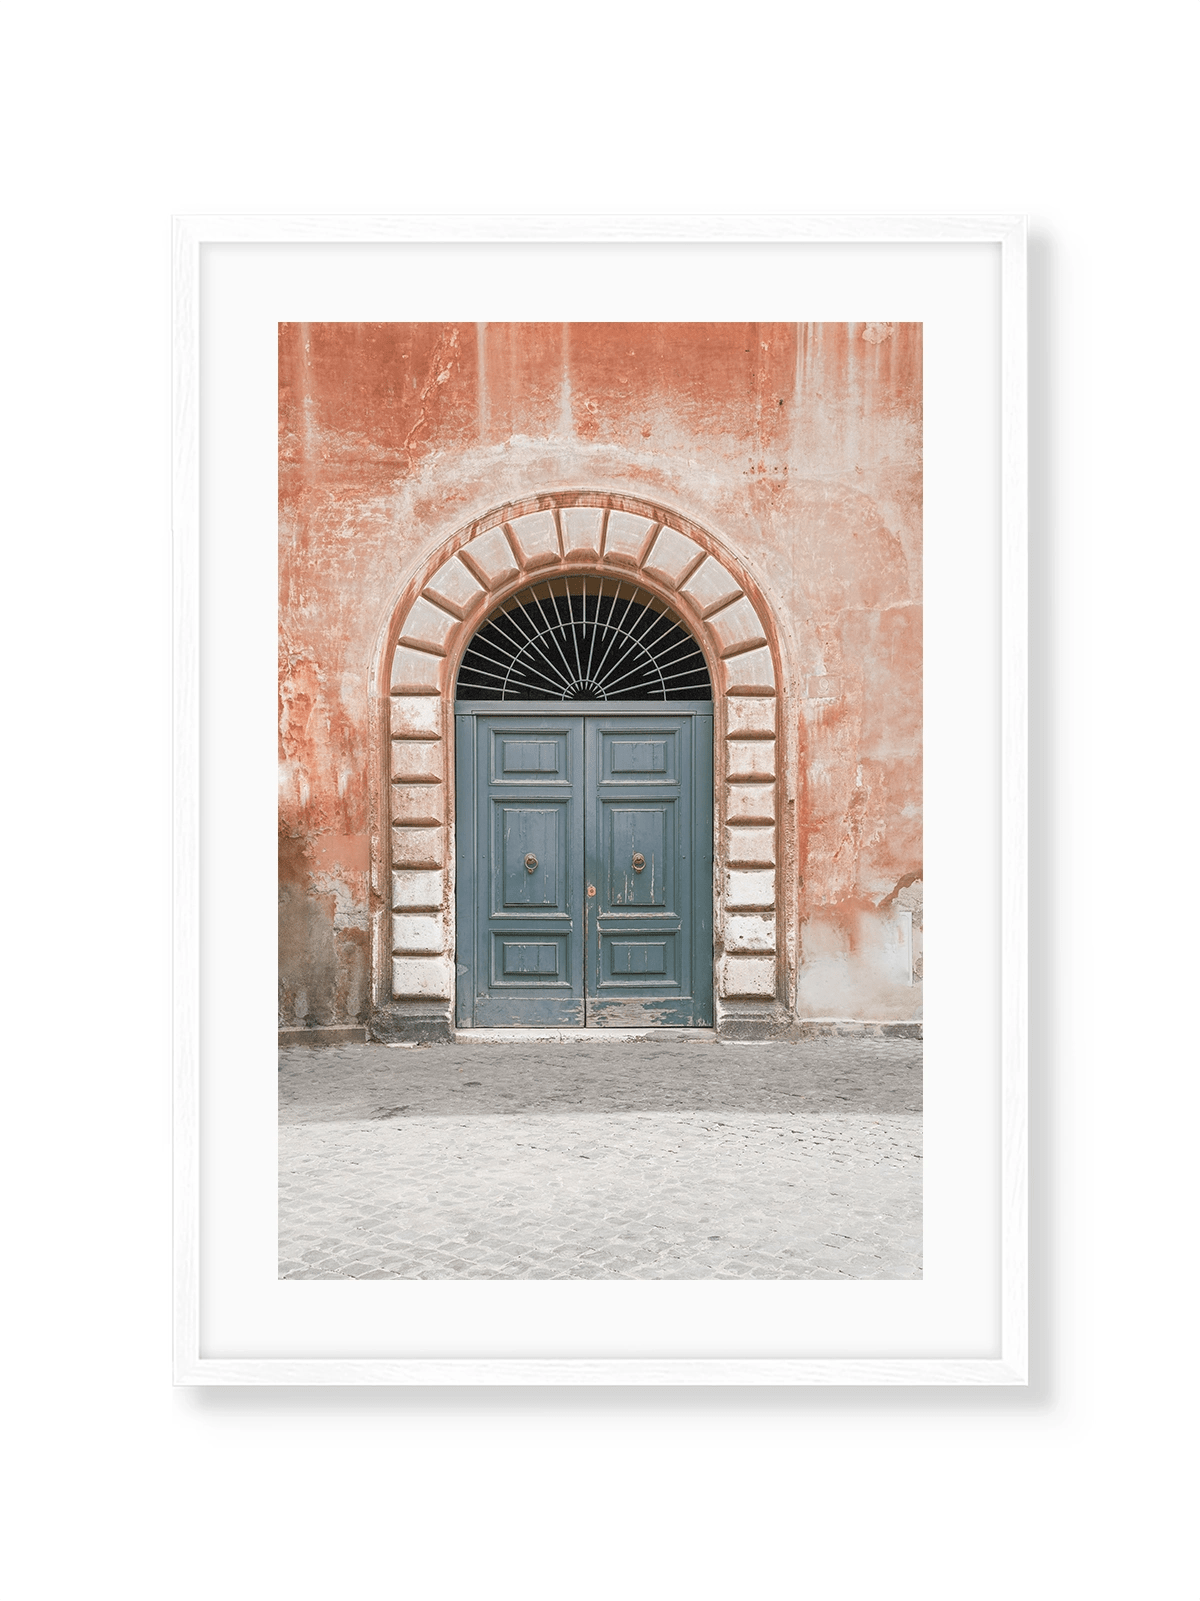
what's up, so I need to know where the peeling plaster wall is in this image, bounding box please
[279,322,922,1029]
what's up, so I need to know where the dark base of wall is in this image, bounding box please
[794,1019,923,1040]
[278,1025,370,1047]
[718,1012,923,1042]
[368,1005,456,1045]
[278,1015,922,1046]
[716,1016,796,1041]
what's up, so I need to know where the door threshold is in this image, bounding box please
[454,1027,718,1044]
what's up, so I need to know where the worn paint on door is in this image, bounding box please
[456,704,713,1028]
[584,715,712,1027]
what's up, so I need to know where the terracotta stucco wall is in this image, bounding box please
[279,322,922,1030]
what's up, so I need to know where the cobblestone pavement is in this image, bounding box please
[279,1037,921,1280]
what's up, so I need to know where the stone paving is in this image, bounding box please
[278,1036,922,1280]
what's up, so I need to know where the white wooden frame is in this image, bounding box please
[174,214,1027,1385]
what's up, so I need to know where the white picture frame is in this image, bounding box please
[174,214,1027,1385]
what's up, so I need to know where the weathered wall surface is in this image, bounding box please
[279,322,922,1031]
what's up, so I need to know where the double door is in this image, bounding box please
[455,704,713,1027]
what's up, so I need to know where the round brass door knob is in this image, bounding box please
[632,852,646,872]
[524,854,538,872]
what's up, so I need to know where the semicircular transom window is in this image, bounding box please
[456,576,712,702]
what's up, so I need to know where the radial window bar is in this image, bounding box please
[455,576,712,702]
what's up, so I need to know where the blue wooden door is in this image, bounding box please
[456,712,586,1026]
[456,706,712,1027]
[584,713,713,1026]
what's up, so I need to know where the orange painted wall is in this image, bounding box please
[279,322,922,1027]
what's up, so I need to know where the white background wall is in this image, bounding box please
[3,3,1195,1596]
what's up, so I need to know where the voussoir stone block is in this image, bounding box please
[725,825,776,867]
[726,783,776,823]
[398,597,458,656]
[462,525,521,589]
[603,510,657,567]
[642,526,704,589]
[390,646,445,695]
[392,955,452,1000]
[681,555,743,617]
[725,868,775,909]
[391,912,446,955]
[422,555,485,619]
[391,826,444,868]
[723,914,776,954]
[722,646,776,695]
[727,739,776,782]
[718,954,777,999]
[391,870,444,910]
[390,740,443,784]
[708,595,768,658]
[389,695,442,739]
[506,510,560,569]
[559,505,604,560]
[724,697,776,739]
[391,784,445,827]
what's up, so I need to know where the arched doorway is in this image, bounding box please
[379,495,782,1042]
[453,576,714,1027]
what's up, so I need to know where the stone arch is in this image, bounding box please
[380,493,783,1037]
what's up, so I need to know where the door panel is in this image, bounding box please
[488,727,573,785]
[598,727,680,783]
[456,704,712,1028]
[498,938,563,977]
[490,929,573,990]
[497,803,564,909]
[599,925,681,988]
[457,713,585,1026]
[606,806,668,906]
[585,713,713,1027]
[609,739,667,774]
[608,938,668,975]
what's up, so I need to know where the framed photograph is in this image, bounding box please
[174,215,1027,1384]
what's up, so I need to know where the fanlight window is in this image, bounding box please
[456,576,712,702]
